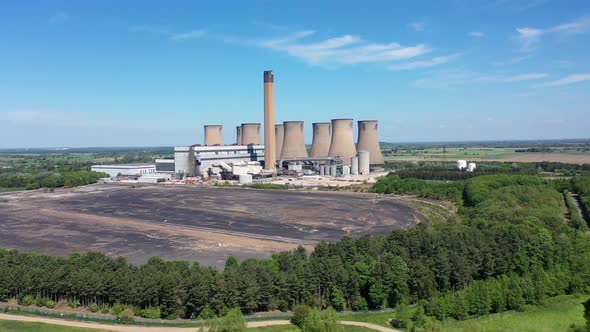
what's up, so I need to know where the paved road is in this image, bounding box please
[0,313,400,332]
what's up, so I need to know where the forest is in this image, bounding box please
[1,173,589,328]
[0,171,109,190]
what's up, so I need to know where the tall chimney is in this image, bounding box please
[328,119,356,164]
[236,126,242,145]
[241,123,260,145]
[264,70,276,170]
[204,125,223,146]
[356,120,384,164]
[280,121,308,159]
[275,124,284,161]
[310,122,331,158]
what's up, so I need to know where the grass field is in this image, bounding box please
[440,294,589,332]
[0,320,111,332]
[383,147,590,163]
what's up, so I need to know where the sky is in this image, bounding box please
[1,0,589,148]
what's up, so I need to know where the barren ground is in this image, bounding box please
[0,184,424,268]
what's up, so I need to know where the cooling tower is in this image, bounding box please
[204,125,223,146]
[241,123,260,145]
[236,126,242,145]
[275,124,284,160]
[280,121,308,159]
[310,122,331,158]
[328,119,357,163]
[356,120,384,164]
[264,70,276,170]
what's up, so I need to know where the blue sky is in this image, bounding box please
[1,0,589,148]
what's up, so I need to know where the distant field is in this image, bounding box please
[248,325,375,331]
[384,147,590,164]
[439,294,589,332]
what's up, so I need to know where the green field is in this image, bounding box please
[0,320,111,332]
[384,147,518,161]
[439,294,589,332]
[248,325,374,331]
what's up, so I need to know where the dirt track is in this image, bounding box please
[0,184,424,268]
[0,313,400,331]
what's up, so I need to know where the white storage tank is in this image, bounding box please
[319,166,325,176]
[358,151,370,175]
[239,174,253,184]
[330,165,337,177]
[456,160,467,170]
[351,156,359,175]
[342,165,351,176]
[467,162,477,172]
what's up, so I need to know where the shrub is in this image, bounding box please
[67,299,80,309]
[352,296,368,311]
[119,308,135,324]
[205,307,246,332]
[89,303,100,313]
[19,295,35,306]
[292,304,314,327]
[34,295,46,307]
[45,300,56,309]
[111,303,124,315]
[100,305,110,314]
[139,306,161,319]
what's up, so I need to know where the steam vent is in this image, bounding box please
[310,122,331,158]
[241,123,261,145]
[275,124,284,161]
[356,120,384,164]
[328,119,357,163]
[204,125,223,146]
[280,121,308,159]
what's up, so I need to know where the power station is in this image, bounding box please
[172,70,384,181]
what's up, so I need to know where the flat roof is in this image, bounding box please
[91,164,155,169]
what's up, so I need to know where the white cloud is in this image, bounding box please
[412,70,547,88]
[468,31,485,37]
[516,16,590,51]
[493,55,531,66]
[171,29,207,41]
[49,11,68,24]
[495,73,548,82]
[258,30,431,65]
[408,21,426,32]
[388,53,462,71]
[537,73,590,87]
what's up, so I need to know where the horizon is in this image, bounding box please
[1,1,589,148]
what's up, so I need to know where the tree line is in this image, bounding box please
[0,174,589,324]
[0,171,109,189]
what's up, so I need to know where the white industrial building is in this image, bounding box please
[91,164,156,179]
[174,145,265,178]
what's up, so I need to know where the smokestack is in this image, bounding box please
[310,122,331,158]
[236,126,242,145]
[280,121,308,159]
[328,119,357,163]
[241,123,260,145]
[264,70,276,170]
[204,125,223,146]
[356,120,384,164]
[275,124,284,160]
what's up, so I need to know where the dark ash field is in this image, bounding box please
[0,184,425,267]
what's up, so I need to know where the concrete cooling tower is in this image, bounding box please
[310,122,331,158]
[280,121,308,159]
[275,124,284,160]
[328,119,356,163]
[204,125,223,146]
[241,123,260,145]
[236,126,242,145]
[356,120,384,164]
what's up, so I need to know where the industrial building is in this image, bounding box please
[169,70,385,181]
[91,164,156,179]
